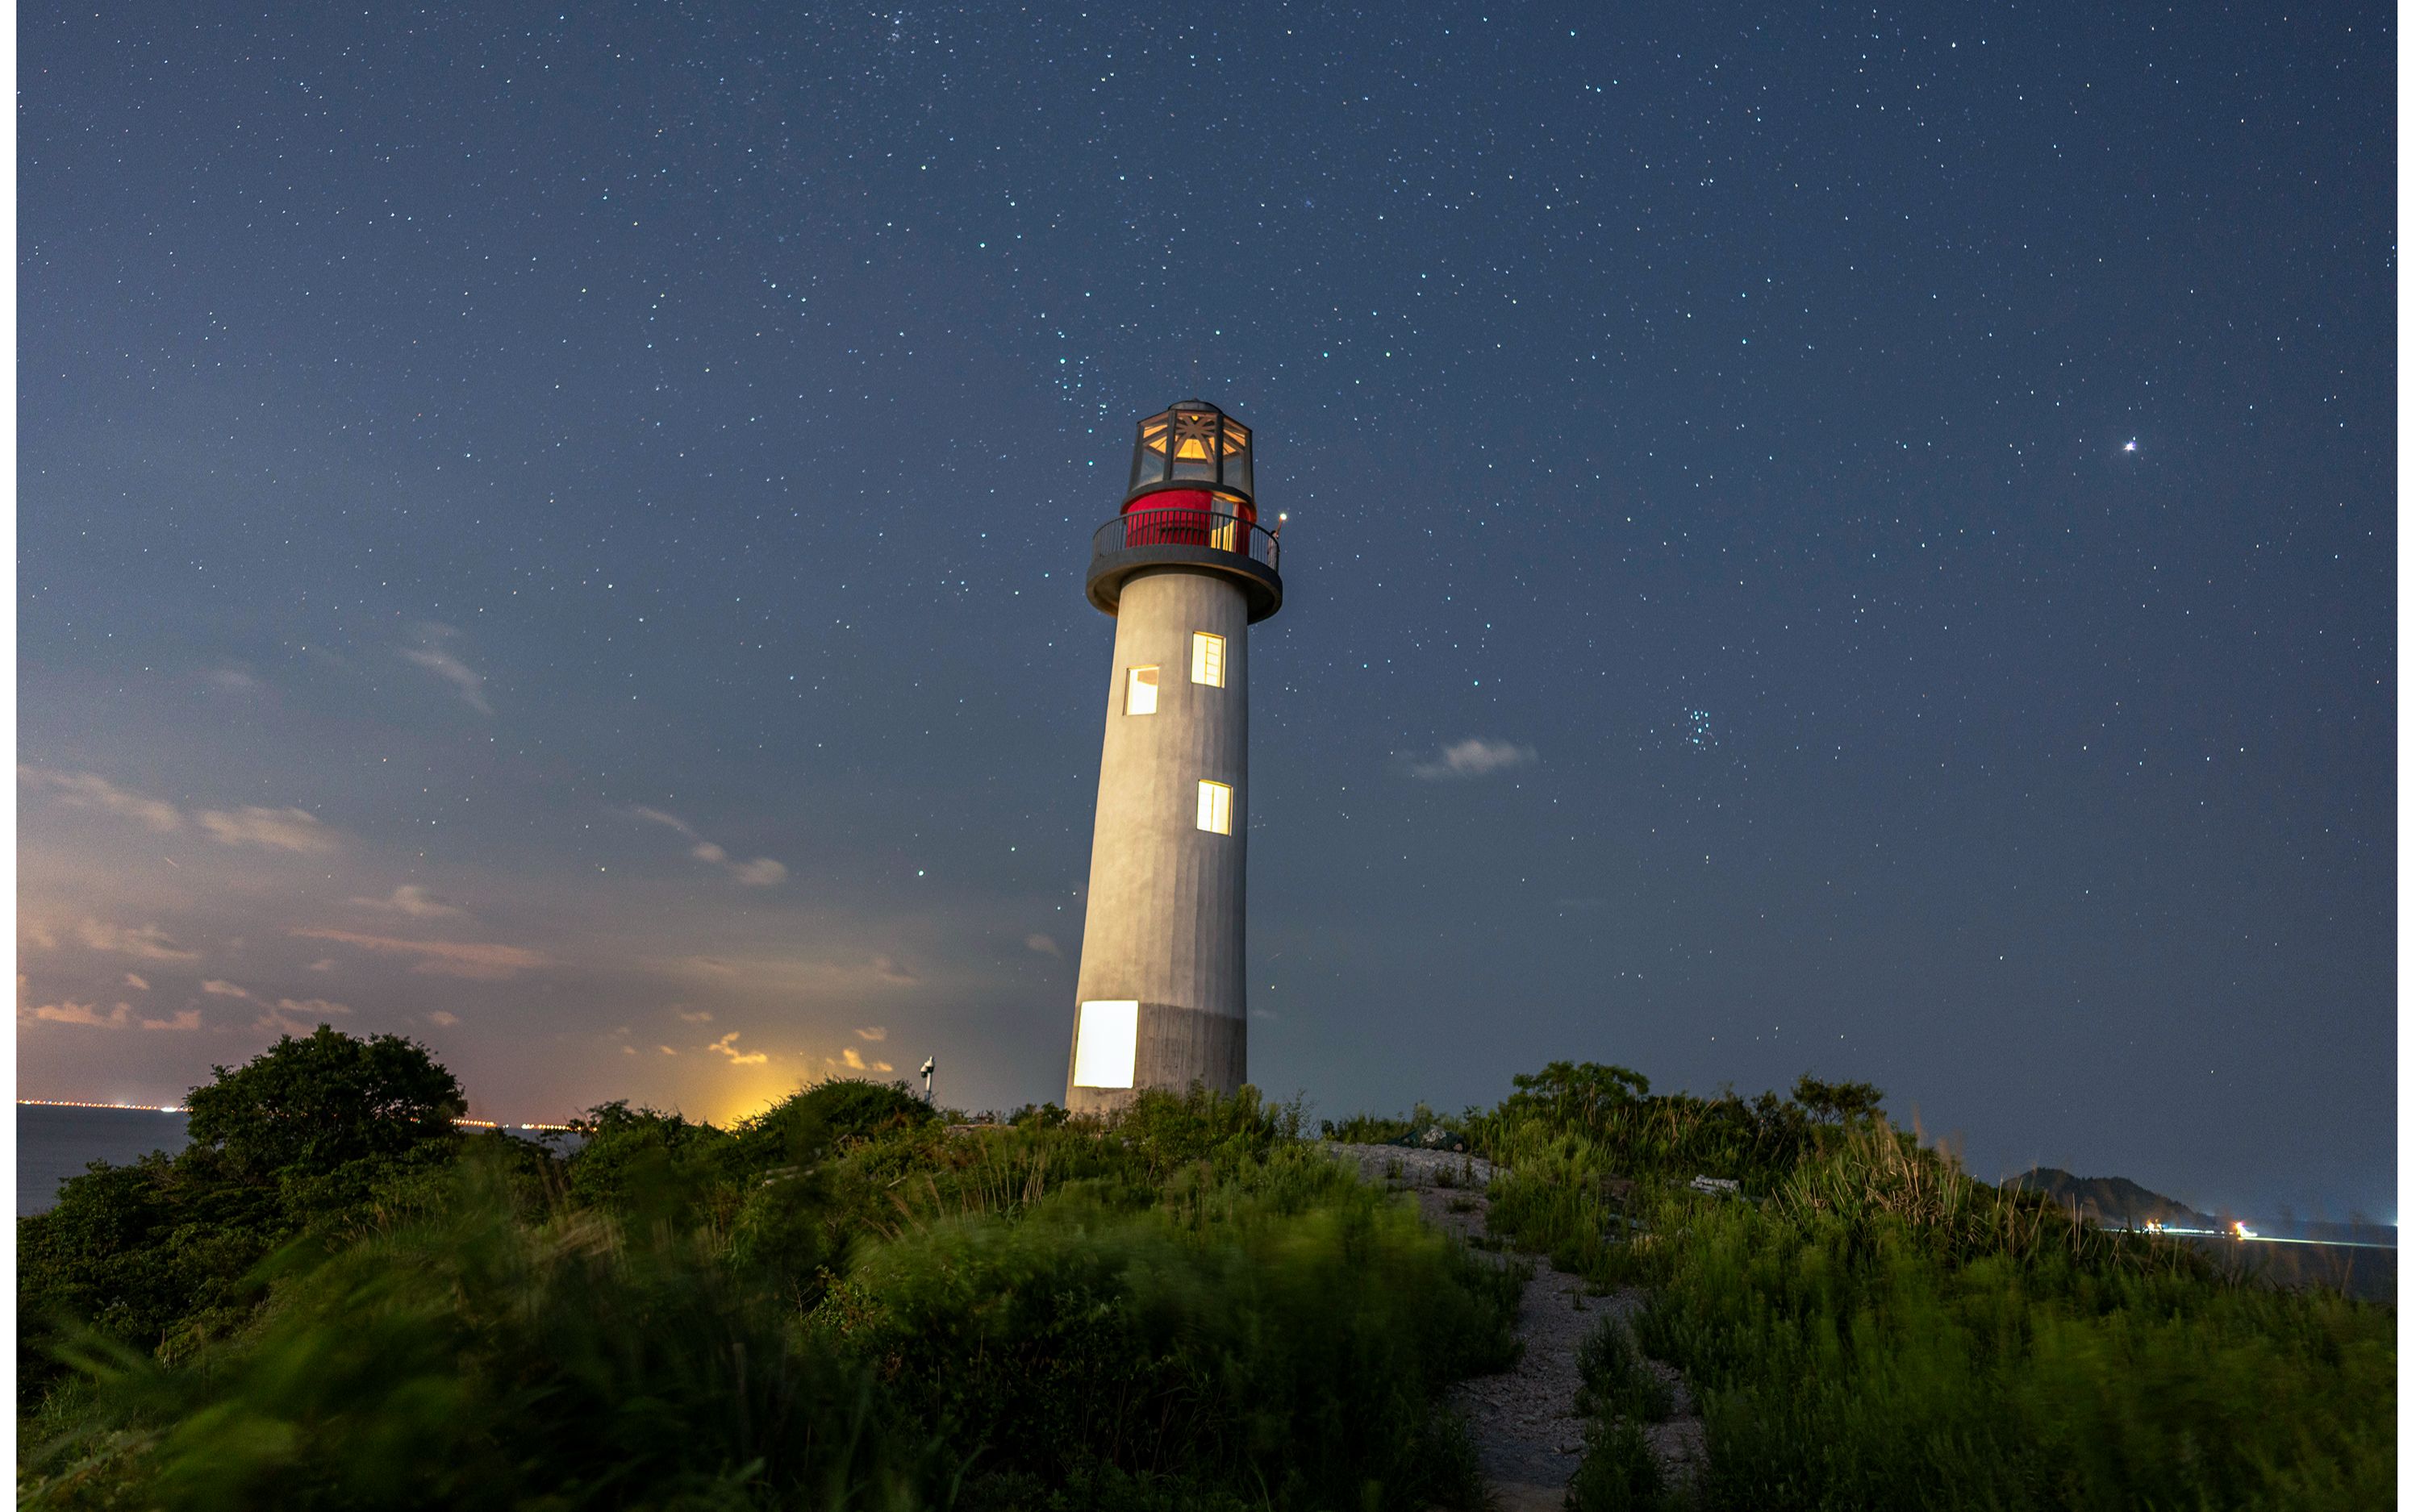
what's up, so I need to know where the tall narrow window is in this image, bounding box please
[1196,779,1233,835]
[1125,666,1159,715]
[1191,631,1227,687]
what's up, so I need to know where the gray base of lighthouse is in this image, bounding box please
[1065,567,1253,1114]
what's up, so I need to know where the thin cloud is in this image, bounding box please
[429,1010,460,1027]
[403,624,492,714]
[140,1008,204,1032]
[1025,933,1062,959]
[201,980,254,998]
[123,973,152,992]
[348,885,467,920]
[657,1044,678,1056]
[290,927,551,981]
[854,1026,888,1042]
[832,1046,895,1074]
[706,1031,770,1066]
[631,807,788,887]
[30,1000,131,1028]
[1409,737,1538,781]
[197,806,339,853]
[257,997,353,1035]
[20,768,183,832]
[76,920,201,962]
[674,1007,716,1023]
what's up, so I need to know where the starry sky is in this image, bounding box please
[19,3,2394,1218]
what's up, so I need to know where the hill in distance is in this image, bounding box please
[2002,1168,2213,1230]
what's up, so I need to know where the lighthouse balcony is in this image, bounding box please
[1087,508,1284,623]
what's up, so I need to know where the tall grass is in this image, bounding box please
[1476,1086,2395,1511]
[23,1083,1519,1511]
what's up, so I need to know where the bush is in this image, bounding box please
[816,1170,1515,1507]
[1575,1316,1673,1424]
[1487,1090,2393,1511]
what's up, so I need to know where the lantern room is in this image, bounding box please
[1124,399,1256,524]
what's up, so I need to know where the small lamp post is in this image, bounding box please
[919,1056,935,1105]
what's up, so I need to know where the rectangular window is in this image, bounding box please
[1191,632,1226,687]
[1196,779,1233,835]
[1124,666,1159,715]
[1072,1001,1139,1089]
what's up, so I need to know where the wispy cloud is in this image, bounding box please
[674,1007,716,1023]
[259,997,353,1034]
[30,1000,131,1027]
[76,920,201,962]
[290,927,551,981]
[705,1031,770,1066]
[429,1010,460,1027]
[141,1008,204,1032]
[1408,737,1537,781]
[123,973,152,992]
[631,807,788,887]
[854,1026,888,1042]
[197,806,339,853]
[201,980,254,998]
[1024,932,1062,958]
[348,884,467,920]
[403,623,492,714]
[20,767,184,832]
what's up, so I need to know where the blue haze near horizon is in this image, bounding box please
[17,3,2393,1219]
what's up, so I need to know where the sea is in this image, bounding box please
[19,1105,191,1216]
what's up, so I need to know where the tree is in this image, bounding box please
[184,1024,467,1177]
[1790,1073,1885,1126]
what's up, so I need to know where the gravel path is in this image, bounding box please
[1323,1143,1704,1510]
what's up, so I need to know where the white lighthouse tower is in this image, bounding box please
[1065,400,1283,1114]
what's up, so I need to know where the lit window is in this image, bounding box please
[1125,666,1159,715]
[1196,779,1233,835]
[1072,1001,1138,1088]
[1191,632,1226,687]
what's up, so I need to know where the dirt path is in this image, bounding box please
[1324,1144,1701,1510]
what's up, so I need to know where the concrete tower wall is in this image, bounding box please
[1066,567,1250,1113]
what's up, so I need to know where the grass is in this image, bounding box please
[1470,1077,2394,1511]
[21,1074,1521,1511]
[20,1043,2392,1510]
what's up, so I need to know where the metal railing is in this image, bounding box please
[1091,508,1280,573]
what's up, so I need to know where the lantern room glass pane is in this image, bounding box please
[1170,408,1219,482]
[1221,421,1254,500]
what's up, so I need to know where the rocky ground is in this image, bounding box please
[1322,1143,1704,1510]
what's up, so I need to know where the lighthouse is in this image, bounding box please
[1064,400,1283,1114]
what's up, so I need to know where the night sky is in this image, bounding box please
[19,4,2394,1218]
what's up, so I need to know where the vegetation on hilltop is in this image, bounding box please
[16,1035,2391,1509]
[1464,1062,2393,1510]
[19,1027,1517,1510]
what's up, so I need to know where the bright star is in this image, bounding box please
[2123,439,2138,452]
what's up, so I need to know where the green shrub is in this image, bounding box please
[816,1170,1516,1508]
[1576,1316,1673,1424]
[1565,1418,1670,1512]
[23,1150,915,1511]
